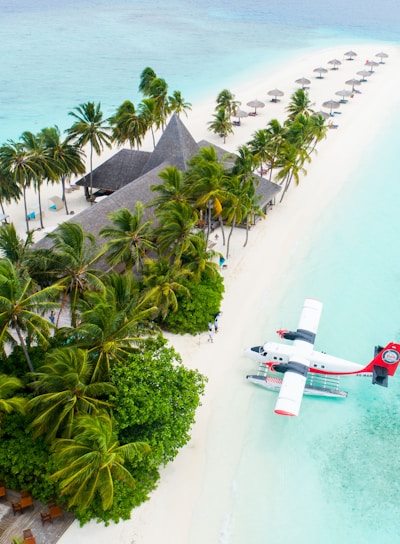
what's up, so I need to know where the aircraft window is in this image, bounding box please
[279,357,283,361]
[322,365,325,369]
[262,352,267,357]
[273,356,277,360]
[313,364,317,367]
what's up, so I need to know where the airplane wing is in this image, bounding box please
[274,298,323,416]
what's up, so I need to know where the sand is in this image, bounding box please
[18,43,398,543]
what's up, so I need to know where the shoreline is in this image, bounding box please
[20,42,400,543]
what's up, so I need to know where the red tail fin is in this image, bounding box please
[362,343,400,386]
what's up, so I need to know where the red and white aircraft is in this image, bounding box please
[245,298,400,417]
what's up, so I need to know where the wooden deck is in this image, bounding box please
[0,489,74,544]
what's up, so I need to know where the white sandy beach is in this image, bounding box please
[9,43,399,543]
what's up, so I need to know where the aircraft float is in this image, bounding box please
[245,298,400,417]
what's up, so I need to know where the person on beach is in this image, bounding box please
[214,312,221,333]
[49,310,55,324]
[208,322,214,343]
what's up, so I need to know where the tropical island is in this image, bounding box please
[0,44,395,541]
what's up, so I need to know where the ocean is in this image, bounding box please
[1,1,400,543]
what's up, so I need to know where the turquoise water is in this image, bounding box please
[230,109,400,544]
[2,2,400,543]
[1,0,399,142]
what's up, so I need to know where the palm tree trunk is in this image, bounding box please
[226,216,236,259]
[37,185,44,229]
[14,322,34,372]
[280,172,293,203]
[89,142,94,202]
[218,216,226,246]
[23,186,29,234]
[61,175,70,215]
[243,217,250,247]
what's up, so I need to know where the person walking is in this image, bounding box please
[49,310,56,324]
[214,311,221,333]
[208,321,214,343]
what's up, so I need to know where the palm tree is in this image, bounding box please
[265,119,288,182]
[148,77,169,130]
[0,162,21,218]
[142,258,190,319]
[40,125,86,215]
[275,141,309,202]
[0,373,26,427]
[72,288,157,381]
[0,259,62,372]
[50,412,150,510]
[186,147,228,243]
[46,222,106,327]
[100,203,155,273]
[154,201,199,261]
[208,108,234,144]
[286,88,315,121]
[232,144,257,179]
[67,102,112,201]
[20,130,57,229]
[138,66,157,96]
[28,347,116,441]
[168,90,192,118]
[248,129,272,177]
[180,233,219,282]
[215,89,240,117]
[0,141,37,233]
[0,223,34,271]
[138,99,158,148]
[108,100,146,150]
[150,166,189,209]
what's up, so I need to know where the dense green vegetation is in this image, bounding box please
[0,67,330,526]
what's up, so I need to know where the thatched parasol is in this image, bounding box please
[375,52,388,64]
[246,99,265,114]
[267,88,284,102]
[328,59,342,70]
[313,67,328,78]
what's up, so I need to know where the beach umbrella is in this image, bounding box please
[356,70,372,82]
[376,51,388,64]
[345,78,361,92]
[328,59,342,70]
[322,100,340,115]
[246,99,265,114]
[314,110,330,120]
[344,50,357,60]
[234,109,248,125]
[313,67,328,78]
[365,60,379,72]
[267,88,284,102]
[295,77,311,89]
[335,89,352,103]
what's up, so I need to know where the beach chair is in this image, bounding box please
[48,195,64,211]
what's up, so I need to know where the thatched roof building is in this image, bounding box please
[37,114,281,262]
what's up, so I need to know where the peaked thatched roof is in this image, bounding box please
[140,114,199,176]
[253,175,281,210]
[75,149,150,191]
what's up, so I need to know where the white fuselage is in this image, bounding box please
[246,341,367,375]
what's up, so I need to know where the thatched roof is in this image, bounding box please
[140,114,199,176]
[253,175,281,210]
[75,149,150,191]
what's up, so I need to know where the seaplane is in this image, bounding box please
[245,298,400,417]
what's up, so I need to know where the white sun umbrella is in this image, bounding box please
[344,50,357,60]
[267,88,284,102]
[328,59,342,70]
[246,99,265,114]
[376,51,388,64]
[365,59,379,73]
[345,78,361,92]
[335,89,353,103]
[357,70,372,82]
[234,109,248,125]
[314,110,330,120]
[313,67,328,78]
[322,100,340,115]
[295,77,311,89]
